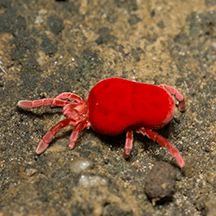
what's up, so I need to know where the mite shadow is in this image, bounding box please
[17,106,63,119]
[92,119,178,162]
[17,105,180,163]
[16,106,72,148]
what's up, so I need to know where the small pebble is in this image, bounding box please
[25,168,38,176]
[78,174,107,188]
[70,158,92,173]
[145,161,177,202]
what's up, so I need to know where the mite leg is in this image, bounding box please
[123,130,134,158]
[159,85,186,111]
[36,118,74,154]
[17,98,70,109]
[137,128,185,167]
[69,121,91,149]
[55,92,83,103]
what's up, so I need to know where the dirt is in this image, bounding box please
[0,0,216,215]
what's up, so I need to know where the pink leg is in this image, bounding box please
[123,130,133,158]
[36,118,73,154]
[137,128,185,167]
[55,92,83,103]
[69,121,91,149]
[17,98,71,109]
[159,85,186,111]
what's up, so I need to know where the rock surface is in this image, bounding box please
[0,0,216,215]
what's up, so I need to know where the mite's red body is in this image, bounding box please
[18,78,186,167]
[89,78,175,135]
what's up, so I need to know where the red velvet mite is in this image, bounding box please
[18,77,186,167]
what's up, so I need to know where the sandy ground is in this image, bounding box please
[0,0,216,215]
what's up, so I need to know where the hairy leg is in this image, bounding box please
[123,130,133,158]
[36,118,74,154]
[17,98,71,109]
[159,85,186,111]
[69,121,91,149]
[55,92,83,103]
[137,128,185,167]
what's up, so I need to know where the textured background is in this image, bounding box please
[0,0,216,215]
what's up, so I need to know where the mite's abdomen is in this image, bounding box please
[88,78,175,135]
